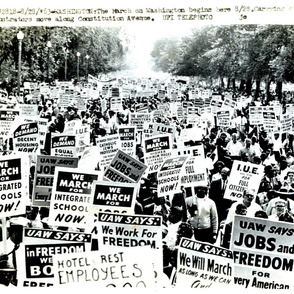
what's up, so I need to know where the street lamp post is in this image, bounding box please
[64,48,69,81]
[17,31,24,96]
[76,52,80,82]
[85,55,90,79]
[47,41,52,83]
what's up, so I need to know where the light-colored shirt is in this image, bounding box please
[225,201,262,224]
[185,196,218,234]
[226,140,243,156]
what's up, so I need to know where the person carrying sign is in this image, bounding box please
[185,185,218,244]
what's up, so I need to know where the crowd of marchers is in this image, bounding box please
[1,78,294,287]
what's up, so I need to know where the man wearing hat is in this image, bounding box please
[268,198,294,223]
[185,185,218,244]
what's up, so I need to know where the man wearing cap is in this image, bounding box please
[185,185,218,244]
[268,198,294,223]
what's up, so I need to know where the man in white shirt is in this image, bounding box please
[225,188,263,225]
[226,133,243,160]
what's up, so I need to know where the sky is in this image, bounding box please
[123,24,195,76]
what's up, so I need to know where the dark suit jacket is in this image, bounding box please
[209,178,232,223]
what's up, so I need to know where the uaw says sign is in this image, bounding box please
[176,238,234,289]
[52,248,155,288]
[103,150,147,183]
[97,212,162,250]
[231,215,294,291]
[17,227,91,288]
[49,167,100,228]
[224,160,264,201]
[32,155,78,207]
[89,181,137,214]
[0,154,29,218]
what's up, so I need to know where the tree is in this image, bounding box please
[0,26,130,86]
[151,37,181,73]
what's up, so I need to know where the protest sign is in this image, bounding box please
[249,106,263,125]
[216,110,231,128]
[187,107,200,125]
[280,113,293,133]
[0,154,29,218]
[224,160,264,201]
[51,134,77,158]
[36,117,49,150]
[49,167,100,228]
[210,97,223,114]
[96,212,162,250]
[0,108,20,148]
[129,112,152,131]
[95,134,120,170]
[12,121,40,153]
[222,97,237,111]
[32,155,79,207]
[117,126,136,156]
[178,126,204,144]
[52,247,155,288]
[17,104,38,116]
[157,156,188,200]
[95,212,164,287]
[63,120,82,135]
[180,155,208,190]
[143,134,173,174]
[143,122,176,142]
[17,227,91,287]
[110,96,123,112]
[263,110,278,132]
[89,180,137,215]
[231,215,294,290]
[103,150,147,183]
[176,238,234,289]
[75,124,91,157]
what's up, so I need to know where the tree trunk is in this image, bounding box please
[265,79,271,101]
[232,78,236,91]
[226,78,230,89]
[220,78,225,88]
[276,81,283,102]
[245,79,252,96]
[239,79,246,92]
[254,79,261,101]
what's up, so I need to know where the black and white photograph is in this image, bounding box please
[0,0,293,293]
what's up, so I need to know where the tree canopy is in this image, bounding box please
[151,25,294,100]
[0,26,129,85]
